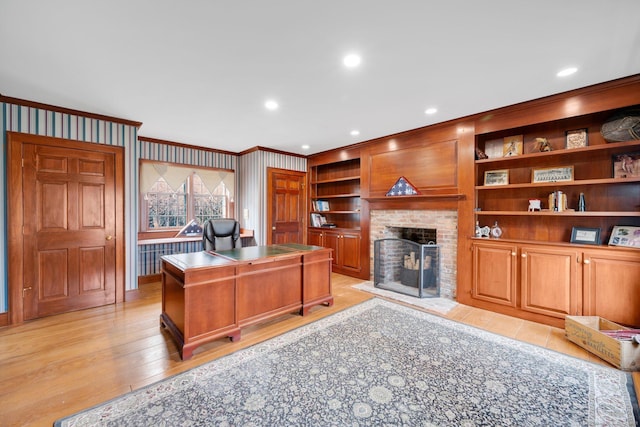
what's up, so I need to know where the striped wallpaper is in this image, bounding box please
[237,150,307,245]
[0,100,307,313]
[0,102,138,313]
[138,241,203,276]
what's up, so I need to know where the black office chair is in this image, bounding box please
[202,218,242,251]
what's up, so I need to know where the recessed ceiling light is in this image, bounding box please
[425,107,438,115]
[343,54,361,68]
[301,144,310,150]
[265,100,279,110]
[557,67,578,77]
[350,130,360,136]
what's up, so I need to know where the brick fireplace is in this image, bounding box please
[369,210,457,299]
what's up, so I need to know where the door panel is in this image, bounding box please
[267,168,306,245]
[472,241,518,307]
[341,232,361,271]
[520,246,579,318]
[22,143,117,320]
[583,249,640,326]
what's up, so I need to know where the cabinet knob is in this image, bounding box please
[521,253,527,258]
[511,252,516,256]
[583,259,590,265]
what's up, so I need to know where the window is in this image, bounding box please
[139,161,235,233]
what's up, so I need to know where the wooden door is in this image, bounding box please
[8,133,123,322]
[307,229,324,247]
[323,231,340,270]
[520,245,580,318]
[471,241,518,307]
[267,168,306,245]
[340,231,361,272]
[582,249,640,326]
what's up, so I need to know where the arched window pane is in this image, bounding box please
[146,177,187,228]
[193,173,227,224]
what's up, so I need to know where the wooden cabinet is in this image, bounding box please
[307,151,368,279]
[308,228,362,275]
[470,95,640,327]
[472,239,640,327]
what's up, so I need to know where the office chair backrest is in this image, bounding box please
[202,218,242,251]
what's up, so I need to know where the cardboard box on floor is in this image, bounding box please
[565,316,640,371]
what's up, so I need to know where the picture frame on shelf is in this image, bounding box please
[484,169,509,186]
[612,151,640,178]
[316,200,330,211]
[608,225,640,248]
[565,128,588,149]
[570,227,601,245]
[503,134,523,157]
[531,165,574,183]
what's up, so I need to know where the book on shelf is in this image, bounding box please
[310,213,327,227]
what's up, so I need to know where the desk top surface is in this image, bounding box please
[162,244,326,270]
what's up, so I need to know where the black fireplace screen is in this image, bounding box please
[374,238,439,298]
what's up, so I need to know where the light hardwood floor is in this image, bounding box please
[1,273,638,426]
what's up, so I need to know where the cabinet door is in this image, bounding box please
[323,231,341,270]
[340,231,361,272]
[520,246,580,318]
[307,229,324,247]
[583,249,640,327]
[472,241,518,307]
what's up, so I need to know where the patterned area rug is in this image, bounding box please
[55,299,638,426]
[352,280,458,314]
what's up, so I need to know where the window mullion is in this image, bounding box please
[187,173,195,222]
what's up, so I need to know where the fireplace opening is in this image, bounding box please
[373,227,439,298]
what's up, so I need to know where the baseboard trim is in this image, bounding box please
[0,312,8,327]
[138,274,161,285]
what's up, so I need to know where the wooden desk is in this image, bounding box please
[160,244,333,360]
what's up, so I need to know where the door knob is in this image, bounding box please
[106,235,113,241]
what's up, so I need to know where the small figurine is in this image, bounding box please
[534,138,552,152]
[475,147,488,160]
[528,199,541,212]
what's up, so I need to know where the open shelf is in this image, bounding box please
[475,210,639,217]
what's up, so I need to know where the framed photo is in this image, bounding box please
[608,225,640,248]
[484,169,509,186]
[503,135,523,157]
[531,166,574,183]
[612,151,640,178]
[565,128,588,149]
[570,227,601,245]
[316,200,330,211]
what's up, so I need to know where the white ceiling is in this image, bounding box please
[1,1,639,155]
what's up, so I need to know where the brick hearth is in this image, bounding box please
[369,210,457,299]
